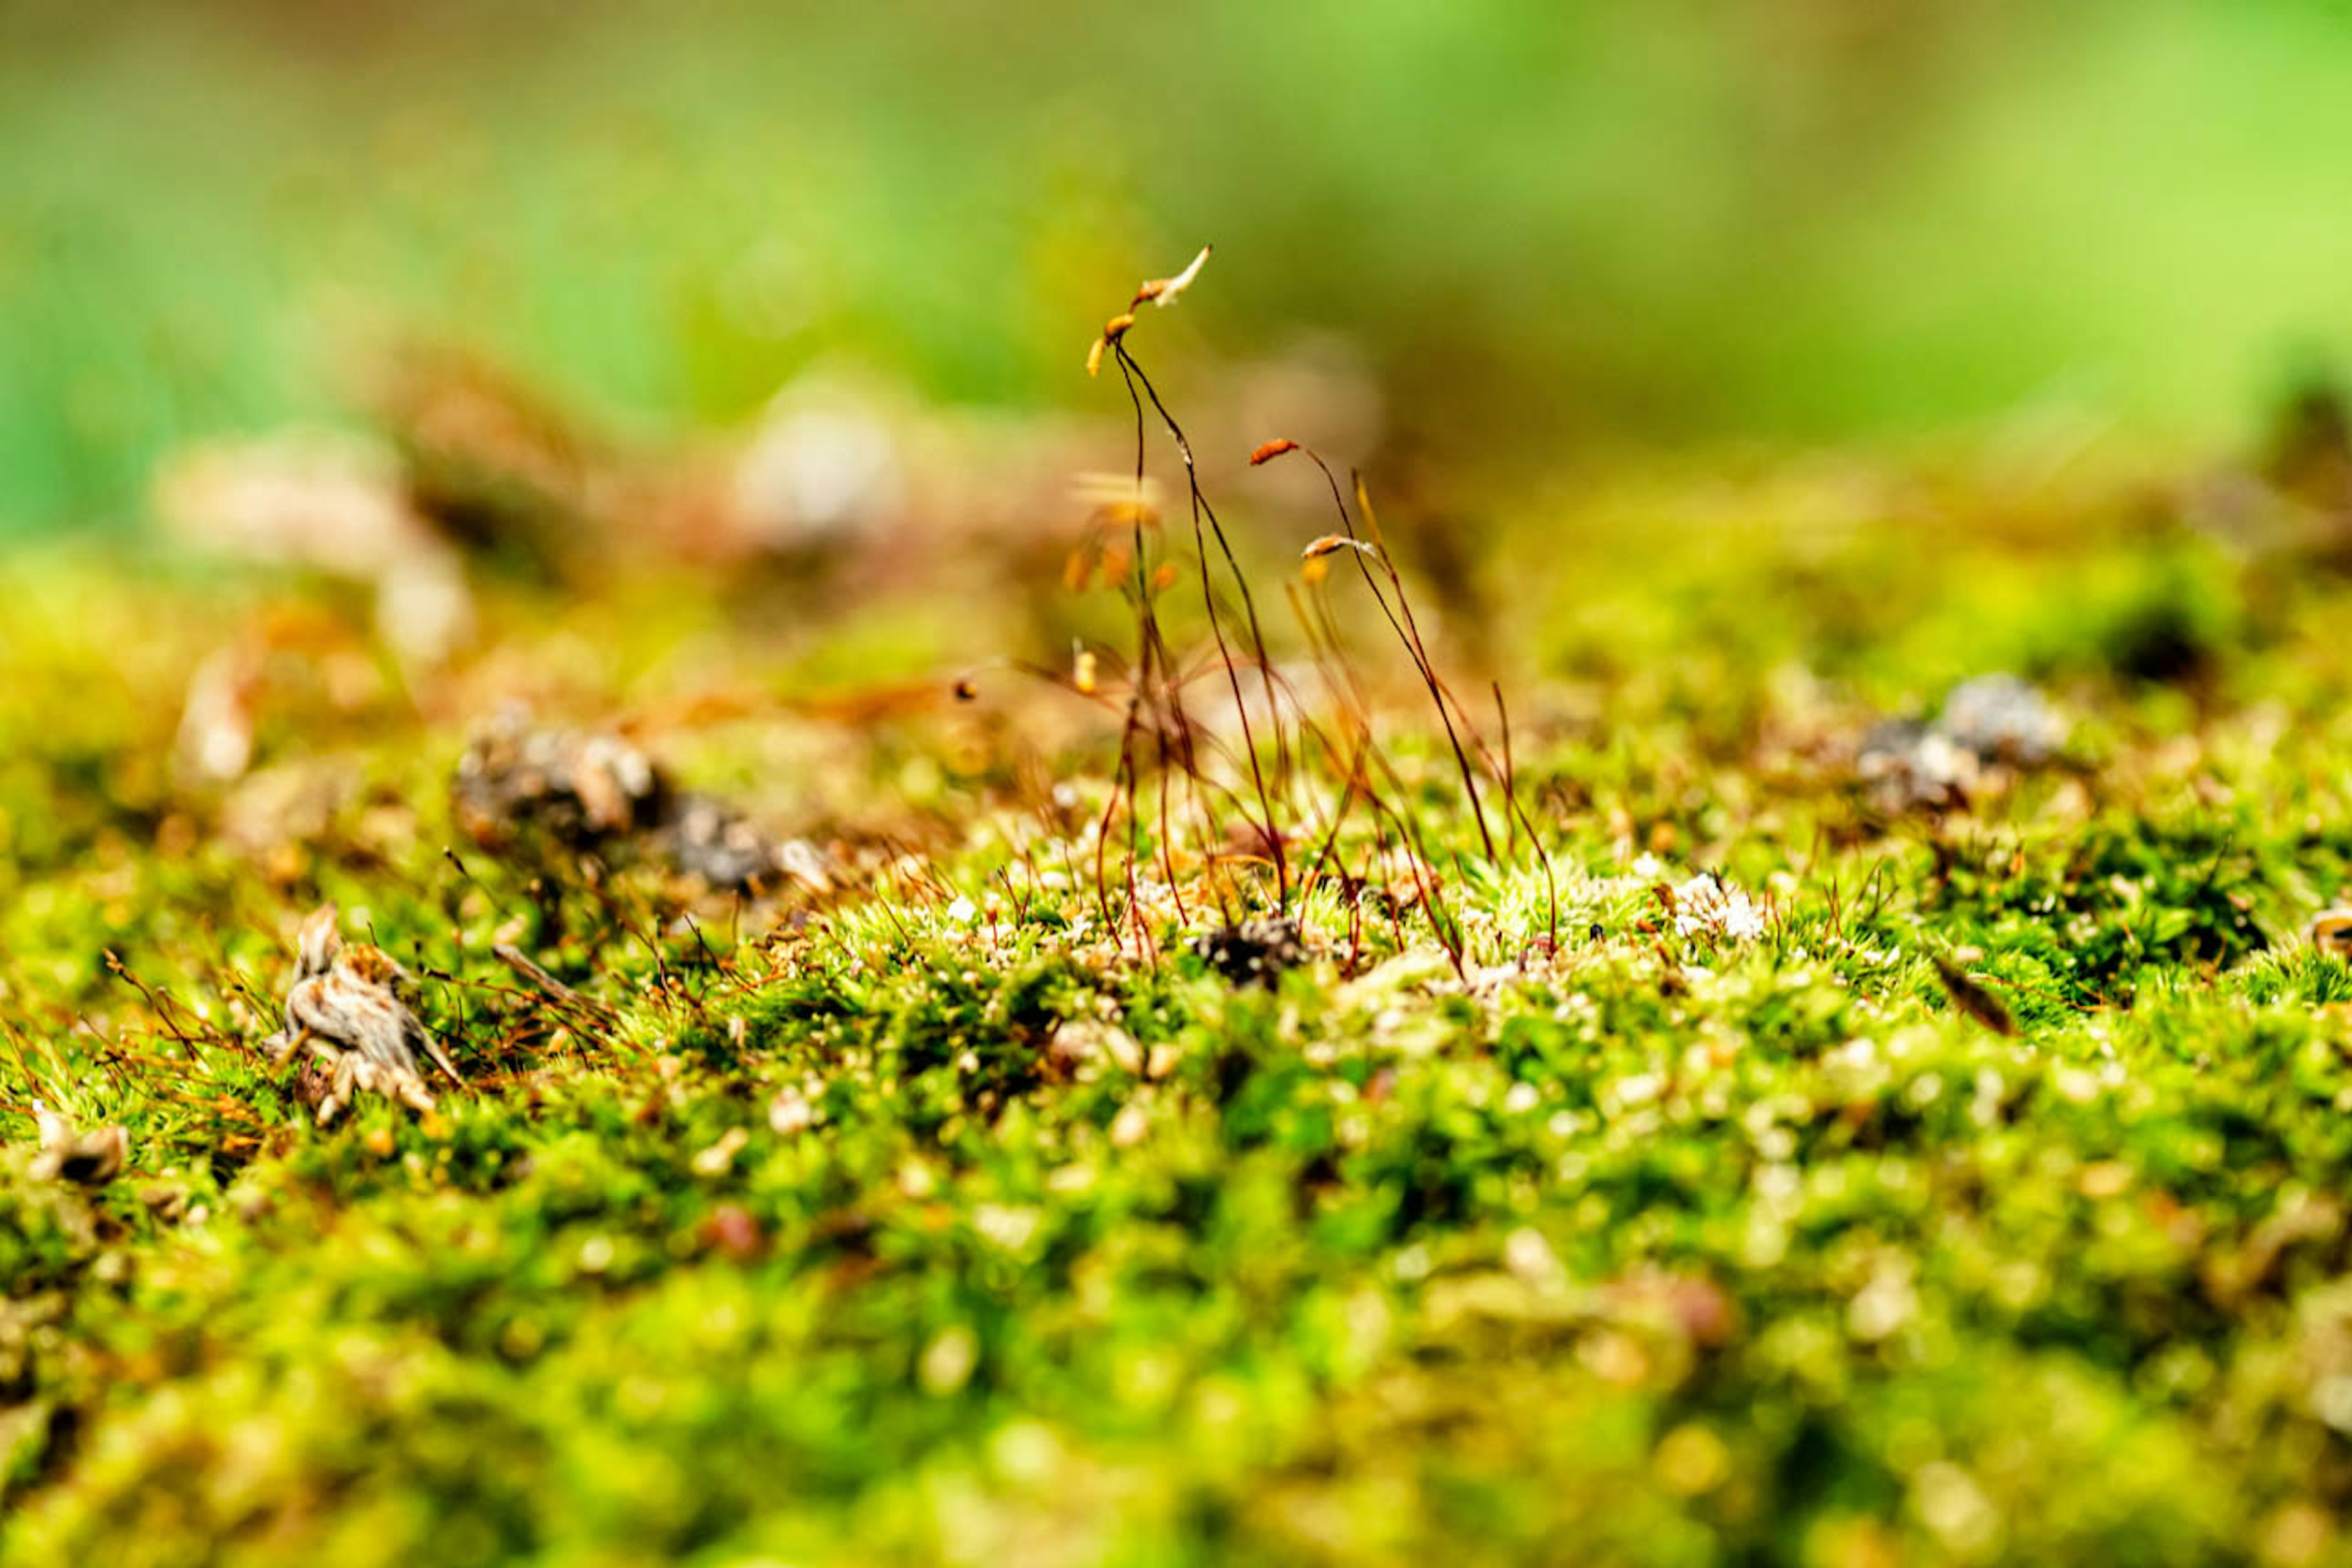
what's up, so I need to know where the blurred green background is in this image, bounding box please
[7,0,2352,535]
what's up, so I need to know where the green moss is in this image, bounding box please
[7,459,2352,1566]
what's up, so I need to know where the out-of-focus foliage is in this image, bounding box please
[10,0,2352,529]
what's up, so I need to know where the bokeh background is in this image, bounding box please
[8,0,2352,536]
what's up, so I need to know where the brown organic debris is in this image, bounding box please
[454,708,832,896]
[1190,918,1308,988]
[30,1109,129,1187]
[454,707,668,849]
[1856,674,2068,815]
[263,905,461,1125]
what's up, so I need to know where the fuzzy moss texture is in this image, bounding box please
[4,443,2352,1568]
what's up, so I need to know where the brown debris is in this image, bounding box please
[29,1109,129,1187]
[454,709,667,850]
[263,905,459,1126]
[453,709,840,897]
[1191,918,1308,988]
[1856,675,2067,815]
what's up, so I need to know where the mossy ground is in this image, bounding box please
[6,443,2352,1567]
